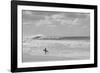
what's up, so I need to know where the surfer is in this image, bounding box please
[43,48,48,55]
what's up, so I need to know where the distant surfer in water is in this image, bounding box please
[43,48,48,55]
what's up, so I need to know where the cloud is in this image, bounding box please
[51,13,65,21]
[35,19,52,26]
[22,11,90,37]
[23,11,33,15]
[35,13,73,27]
[71,18,80,25]
[22,10,90,29]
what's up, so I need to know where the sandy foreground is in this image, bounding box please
[22,40,90,62]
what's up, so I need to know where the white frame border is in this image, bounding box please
[17,5,94,68]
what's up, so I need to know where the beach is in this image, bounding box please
[22,39,90,62]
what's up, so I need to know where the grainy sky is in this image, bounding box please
[22,10,90,37]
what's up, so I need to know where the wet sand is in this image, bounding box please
[23,53,89,62]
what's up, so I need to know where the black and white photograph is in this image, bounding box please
[22,10,90,62]
[11,1,97,72]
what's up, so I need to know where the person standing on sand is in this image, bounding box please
[43,48,48,55]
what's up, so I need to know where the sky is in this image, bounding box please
[22,10,90,37]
